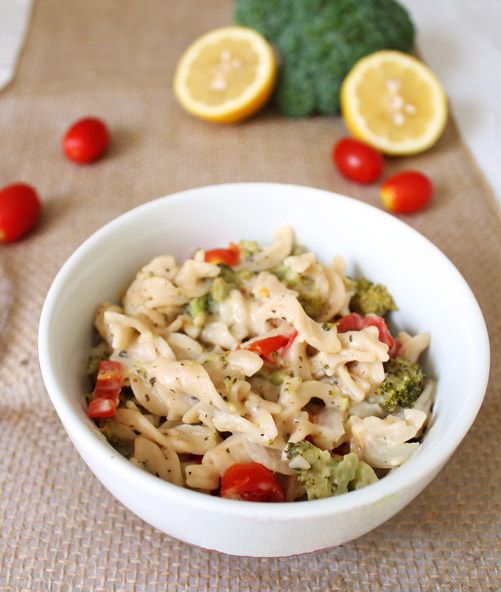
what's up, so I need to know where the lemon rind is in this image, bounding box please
[341,50,448,155]
[173,26,276,123]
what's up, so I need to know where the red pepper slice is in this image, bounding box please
[220,462,285,502]
[88,360,122,418]
[204,242,240,266]
[336,313,398,358]
[245,330,298,364]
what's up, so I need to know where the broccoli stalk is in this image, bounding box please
[376,357,425,412]
[234,0,416,116]
[286,440,377,500]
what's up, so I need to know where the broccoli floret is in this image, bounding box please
[222,375,237,399]
[351,460,379,490]
[187,273,243,325]
[87,340,111,377]
[286,441,377,500]
[271,262,324,318]
[186,294,208,327]
[238,239,260,262]
[99,418,119,444]
[217,264,252,289]
[234,0,415,116]
[99,418,134,457]
[376,357,425,413]
[210,277,232,304]
[350,277,397,317]
[268,369,286,386]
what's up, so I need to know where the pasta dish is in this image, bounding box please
[86,226,434,502]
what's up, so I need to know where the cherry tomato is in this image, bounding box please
[88,360,122,418]
[0,183,41,243]
[332,138,384,184]
[335,312,364,333]
[336,312,398,357]
[88,397,117,418]
[63,117,110,163]
[220,462,285,502]
[362,314,397,356]
[380,170,433,214]
[244,330,298,364]
[92,360,122,400]
[204,242,240,266]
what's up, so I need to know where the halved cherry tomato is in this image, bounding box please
[363,314,396,355]
[93,360,122,398]
[0,183,41,243]
[204,242,240,266]
[380,170,433,213]
[88,397,117,418]
[332,138,384,184]
[336,313,399,357]
[88,360,122,418]
[336,312,364,333]
[63,117,110,163]
[244,329,298,364]
[220,462,285,502]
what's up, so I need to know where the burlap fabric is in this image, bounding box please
[0,1,499,590]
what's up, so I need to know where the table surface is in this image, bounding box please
[1,0,499,207]
[0,2,499,592]
[400,0,501,209]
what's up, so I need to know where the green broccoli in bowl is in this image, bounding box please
[376,357,425,413]
[349,277,398,317]
[286,440,378,500]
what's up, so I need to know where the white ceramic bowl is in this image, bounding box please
[38,183,490,557]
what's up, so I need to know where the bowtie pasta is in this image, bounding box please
[86,226,435,502]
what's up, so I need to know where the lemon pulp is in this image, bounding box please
[341,51,448,154]
[173,27,276,124]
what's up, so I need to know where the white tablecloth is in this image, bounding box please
[0,0,31,88]
[401,0,500,209]
[1,0,499,208]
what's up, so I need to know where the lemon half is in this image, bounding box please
[341,50,448,155]
[173,26,277,124]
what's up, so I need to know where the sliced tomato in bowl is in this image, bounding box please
[220,462,285,502]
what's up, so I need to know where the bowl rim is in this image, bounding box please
[38,181,491,519]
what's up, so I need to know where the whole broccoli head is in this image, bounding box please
[376,357,425,413]
[234,0,416,116]
[286,440,377,500]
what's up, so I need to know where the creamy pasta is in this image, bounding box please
[86,226,435,502]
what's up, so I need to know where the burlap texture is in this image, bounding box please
[0,1,499,590]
